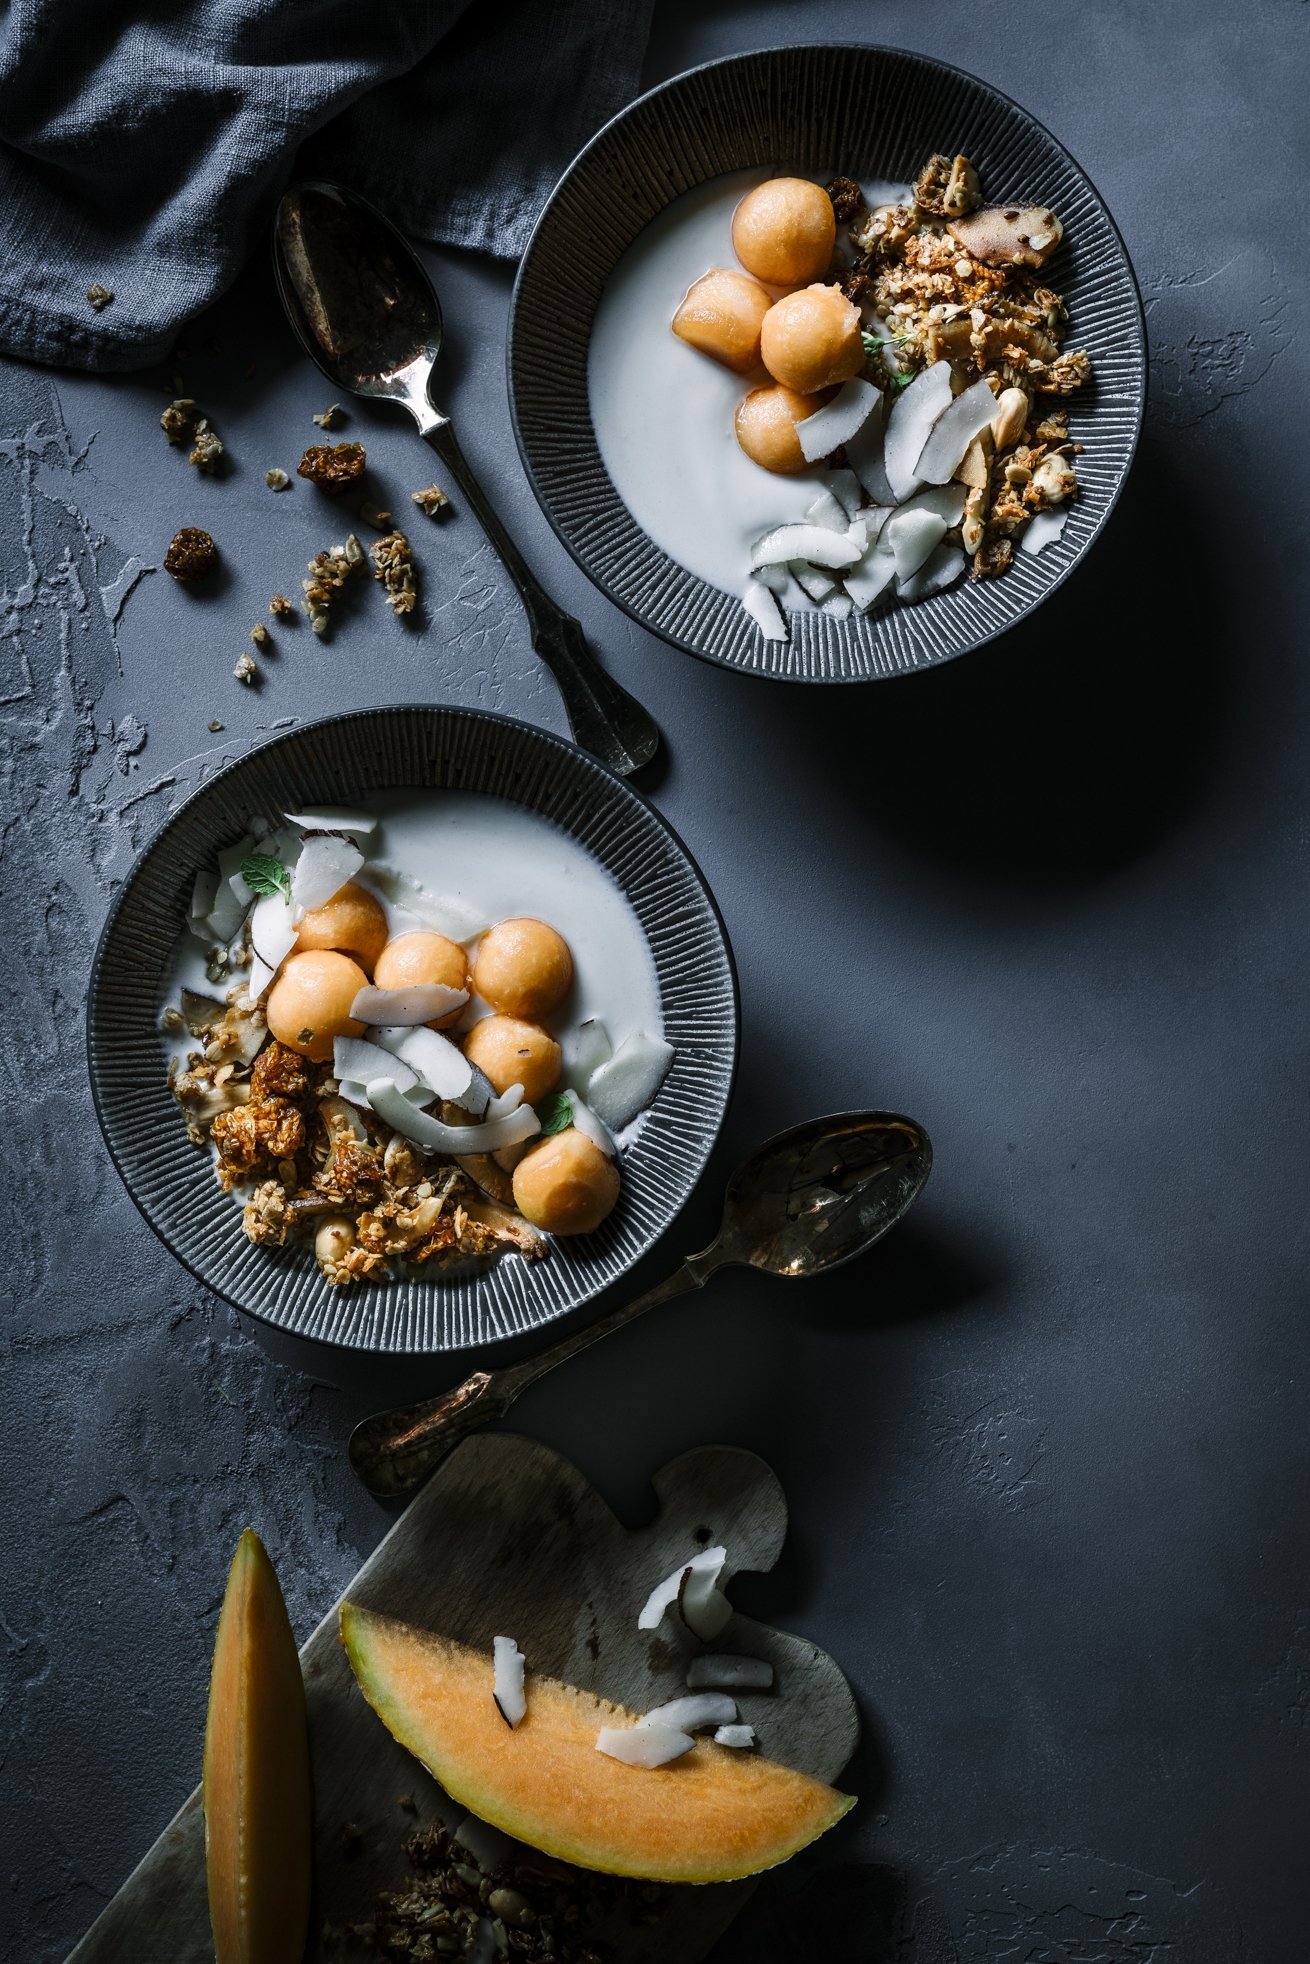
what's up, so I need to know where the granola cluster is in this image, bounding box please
[169,994,542,1287]
[303,532,366,634]
[160,397,225,471]
[370,528,418,616]
[164,527,219,583]
[298,441,367,492]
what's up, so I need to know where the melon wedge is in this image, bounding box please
[204,1530,312,1964]
[340,1603,854,1883]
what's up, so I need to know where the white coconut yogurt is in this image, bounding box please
[587,168,908,597]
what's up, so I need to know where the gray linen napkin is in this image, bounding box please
[0,0,653,372]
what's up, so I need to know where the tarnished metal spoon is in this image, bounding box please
[349,1110,932,1498]
[272,180,660,777]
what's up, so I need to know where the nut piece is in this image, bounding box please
[297,442,366,492]
[161,398,197,445]
[411,483,450,518]
[233,651,257,685]
[948,203,1063,269]
[990,387,1030,452]
[86,284,114,311]
[251,623,270,647]
[913,153,982,219]
[269,593,295,618]
[1030,453,1077,507]
[265,468,291,491]
[164,527,218,582]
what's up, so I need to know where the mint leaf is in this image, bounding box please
[536,1091,573,1137]
[241,851,291,900]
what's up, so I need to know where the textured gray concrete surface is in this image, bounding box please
[3,3,1308,1959]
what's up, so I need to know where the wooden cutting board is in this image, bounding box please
[69,1433,859,1964]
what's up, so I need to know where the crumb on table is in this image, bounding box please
[298,442,365,492]
[265,468,291,491]
[164,527,218,582]
[411,483,450,518]
[86,284,114,311]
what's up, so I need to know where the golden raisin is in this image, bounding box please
[297,442,366,492]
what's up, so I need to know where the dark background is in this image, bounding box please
[3,2,1307,1959]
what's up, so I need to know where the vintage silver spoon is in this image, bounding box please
[272,180,660,777]
[349,1110,932,1498]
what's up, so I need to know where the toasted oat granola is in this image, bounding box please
[303,534,366,634]
[298,441,367,492]
[411,482,451,518]
[86,284,114,311]
[370,528,418,616]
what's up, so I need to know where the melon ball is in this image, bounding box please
[732,177,836,288]
[293,881,388,973]
[512,1130,620,1235]
[760,284,864,394]
[374,930,469,1028]
[266,949,367,1062]
[473,917,574,1021]
[671,268,772,373]
[464,1015,562,1105]
[734,383,829,475]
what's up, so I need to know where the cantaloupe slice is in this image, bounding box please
[203,1530,312,1964]
[340,1603,854,1883]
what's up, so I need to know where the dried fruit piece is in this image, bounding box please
[297,441,366,492]
[825,175,865,224]
[370,528,418,616]
[164,527,218,582]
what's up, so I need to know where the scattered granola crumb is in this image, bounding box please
[303,535,366,634]
[269,593,295,618]
[189,417,224,472]
[313,404,344,429]
[370,528,418,617]
[411,483,451,518]
[265,468,291,491]
[86,284,114,312]
[164,527,218,582]
[161,398,197,445]
[208,719,224,732]
[251,623,270,648]
[298,441,365,492]
[357,501,393,530]
[233,651,258,685]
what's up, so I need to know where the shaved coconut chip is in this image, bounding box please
[486,1082,525,1120]
[1020,508,1069,554]
[492,1635,527,1728]
[206,840,255,943]
[363,864,485,942]
[796,378,877,465]
[564,1089,616,1158]
[845,395,897,506]
[789,561,836,603]
[845,519,869,554]
[714,1725,757,1749]
[337,1076,430,1111]
[371,1023,481,1108]
[915,377,1002,485]
[291,830,364,913]
[249,890,297,970]
[283,806,377,839]
[248,953,274,1001]
[883,360,953,501]
[843,543,897,612]
[570,1017,611,1084]
[188,868,218,935]
[638,1693,738,1732]
[887,507,949,582]
[822,592,853,620]
[856,505,893,544]
[679,1558,733,1640]
[751,560,789,596]
[897,483,967,527]
[596,1724,693,1769]
[804,489,849,535]
[351,982,469,1027]
[365,1078,540,1156]
[334,1036,420,1097]
[687,1654,774,1691]
[454,1816,517,1873]
[638,1546,726,1632]
[741,579,787,641]
[587,1030,675,1131]
[897,542,967,601]
[751,524,861,572]
[821,468,864,520]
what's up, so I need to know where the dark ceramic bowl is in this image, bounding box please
[87,708,737,1353]
[509,43,1145,682]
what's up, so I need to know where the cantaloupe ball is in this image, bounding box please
[266,949,367,1062]
[760,284,864,394]
[732,177,836,287]
[293,881,388,973]
[671,268,772,373]
[473,917,574,1021]
[464,1015,562,1105]
[512,1129,620,1235]
[374,930,469,1029]
[734,383,830,475]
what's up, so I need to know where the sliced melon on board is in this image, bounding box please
[340,1603,854,1884]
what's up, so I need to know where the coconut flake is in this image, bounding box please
[365,1078,541,1156]
[843,544,897,612]
[370,1022,483,1108]
[887,507,949,583]
[821,592,853,620]
[638,1693,738,1732]
[188,868,219,939]
[914,377,1002,485]
[741,579,788,641]
[206,840,255,943]
[883,360,953,501]
[587,1031,675,1131]
[564,1089,617,1158]
[570,1018,611,1085]
[790,561,836,603]
[1020,508,1069,555]
[492,1636,527,1728]
[454,1816,517,1873]
[845,395,897,506]
[291,831,365,913]
[686,1654,775,1691]
[334,1036,421,1096]
[796,378,877,465]
[714,1725,757,1749]
[283,806,378,839]
[804,489,850,535]
[896,483,968,527]
[638,1545,727,1632]
[821,468,864,520]
[596,1724,693,1769]
[249,889,297,974]
[751,524,862,572]
[486,1082,525,1121]
[678,1558,733,1640]
[362,864,486,942]
[351,982,469,1028]
[897,542,967,601]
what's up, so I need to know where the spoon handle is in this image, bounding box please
[348,1254,713,1499]
[417,416,660,777]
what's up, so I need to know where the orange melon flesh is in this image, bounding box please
[203,1530,312,1964]
[340,1602,854,1883]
